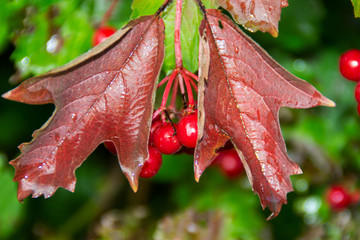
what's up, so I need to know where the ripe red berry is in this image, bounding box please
[339,49,360,81]
[139,146,163,178]
[149,119,163,146]
[351,190,360,205]
[213,149,244,178]
[326,185,352,211]
[153,123,182,155]
[177,113,198,148]
[92,26,116,46]
[355,82,360,103]
[104,141,116,155]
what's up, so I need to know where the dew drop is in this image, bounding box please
[71,113,77,123]
[21,56,30,66]
[54,133,60,142]
[293,59,307,72]
[46,34,61,53]
[24,175,28,179]
[281,0,288,7]
[234,46,239,54]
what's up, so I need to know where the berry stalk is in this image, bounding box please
[174,0,183,68]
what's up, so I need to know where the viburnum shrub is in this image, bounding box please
[2,0,336,219]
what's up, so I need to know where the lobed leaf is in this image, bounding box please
[3,15,165,201]
[195,9,335,219]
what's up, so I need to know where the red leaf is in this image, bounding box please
[195,10,335,219]
[215,0,288,37]
[2,15,165,201]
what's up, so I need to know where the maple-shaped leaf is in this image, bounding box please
[2,15,165,201]
[195,9,335,219]
[213,0,288,37]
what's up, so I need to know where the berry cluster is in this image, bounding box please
[325,184,360,211]
[104,112,198,179]
[339,49,360,114]
[93,2,244,180]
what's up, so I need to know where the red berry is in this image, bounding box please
[177,113,198,148]
[104,141,116,155]
[140,146,163,178]
[339,49,360,81]
[92,26,116,46]
[326,185,352,211]
[149,119,163,146]
[213,149,244,178]
[355,82,360,103]
[153,123,182,155]
[351,190,360,205]
[217,140,234,152]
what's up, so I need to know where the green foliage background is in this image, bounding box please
[0,0,360,239]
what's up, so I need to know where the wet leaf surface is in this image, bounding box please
[3,15,165,200]
[195,9,334,219]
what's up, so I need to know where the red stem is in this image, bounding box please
[161,70,178,108]
[100,0,119,27]
[174,0,183,68]
[188,76,198,92]
[182,73,195,107]
[169,76,179,110]
[183,69,198,81]
[158,74,171,88]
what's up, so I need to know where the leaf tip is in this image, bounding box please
[266,212,278,221]
[194,160,204,182]
[2,90,12,100]
[263,197,283,221]
[124,172,139,193]
[17,189,32,202]
[324,99,336,107]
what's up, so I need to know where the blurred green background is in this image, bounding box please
[1,0,360,239]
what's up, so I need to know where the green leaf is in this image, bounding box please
[0,154,25,239]
[0,0,27,54]
[352,0,360,17]
[132,0,202,74]
[11,0,94,78]
[131,0,164,17]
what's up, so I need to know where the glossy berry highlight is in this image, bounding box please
[339,49,360,82]
[153,123,182,155]
[213,149,244,178]
[326,185,352,211]
[92,26,116,46]
[139,146,163,178]
[177,113,198,148]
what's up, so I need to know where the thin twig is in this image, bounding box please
[100,0,119,27]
